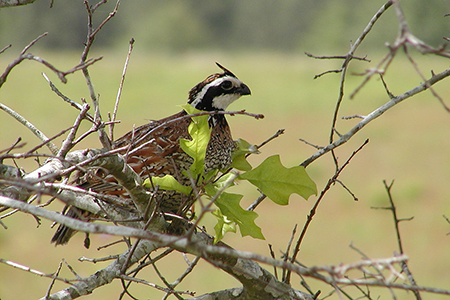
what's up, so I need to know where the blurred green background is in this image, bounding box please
[1,1,450,299]
[1,0,449,54]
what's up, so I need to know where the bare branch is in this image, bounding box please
[298,138,324,150]
[305,52,370,61]
[246,192,266,211]
[403,46,450,112]
[304,52,371,79]
[380,180,422,299]
[79,0,120,150]
[2,146,151,216]
[45,261,63,298]
[118,274,195,296]
[0,0,36,7]
[3,195,449,299]
[301,67,450,167]
[253,128,284,152]
[42,73,95,126]
[0,258,71,284]
[0,44,12,55]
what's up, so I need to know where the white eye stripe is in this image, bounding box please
[204,76,239,87]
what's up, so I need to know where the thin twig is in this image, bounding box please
[0,103,59,155]
[42,73,95,123]
[285,139,369,284]
[79,255,120,263]
[281,224,297,282]
[0,32,100,88]
[80,0,120,150]
[268,244,278,280]
[125,248,174,276]
[120,189,160,274]
[403,45,450,112]
[170,255,201,288]
[246,193,266,211]
[118,274,195,296]
[111,38,134,141]
[305,52,371,79]
[381,180,422,300]
[255,128,285,150]
[45,261,63,299]
[307,1,392,171]
[341,114,366,120]
[305,52,370,61]
[335,179,358,201]
[0,44,11,55]
[298,138,324,150]
[0,258,72,284]
[21,32,48,54]
[349,243,397,298]
[151,259,184,300]
[0,137,24,155]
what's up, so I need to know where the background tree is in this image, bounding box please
[0,0,449,299]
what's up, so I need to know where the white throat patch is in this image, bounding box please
[211,93,241,110]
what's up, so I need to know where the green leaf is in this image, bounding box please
[143,175,192,195]
[212,209,236,244]
[231,138,260,171]
[179,104,211,176]
[239,155,317,205]
[205,183,264,240]
[215,192,264,240]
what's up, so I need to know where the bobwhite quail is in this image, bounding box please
[51,63,251,246]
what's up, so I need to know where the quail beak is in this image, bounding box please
[238,83,251,96]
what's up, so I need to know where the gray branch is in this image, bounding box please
[3,189,449,299]
[0,0,36,7]
[2,147,152,215]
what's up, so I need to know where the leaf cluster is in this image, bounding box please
[145,106,317,243]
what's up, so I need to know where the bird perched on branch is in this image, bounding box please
[51,63,251,246]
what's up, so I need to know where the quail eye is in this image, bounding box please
[220,80,233,91]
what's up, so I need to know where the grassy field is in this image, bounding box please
[1,50,449,299]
